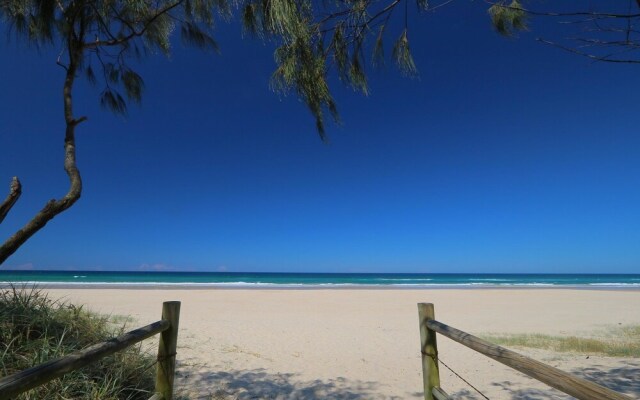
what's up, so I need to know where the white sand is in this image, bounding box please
[44,288,640,399]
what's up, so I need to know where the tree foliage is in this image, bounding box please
[0,0,449,138]
[488,0,526,36]
[2,0,638,142]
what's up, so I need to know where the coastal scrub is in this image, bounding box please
[0,287,156,399]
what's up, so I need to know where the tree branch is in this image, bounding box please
[484,1,640,19]
[83,1,184,49]
[537,38,640,64]
[0,177,22,225]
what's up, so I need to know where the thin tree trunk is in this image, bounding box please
[0,177,21,225]
[0,49,84,266]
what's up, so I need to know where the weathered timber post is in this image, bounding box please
[418,303,440,400]
[155,301,181,400]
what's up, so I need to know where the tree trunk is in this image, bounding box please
[0,49,84,266]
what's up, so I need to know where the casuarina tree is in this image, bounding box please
[0,0,430,265]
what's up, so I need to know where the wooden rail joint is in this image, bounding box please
[432,386,450,400]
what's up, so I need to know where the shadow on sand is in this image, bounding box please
[576,362,640,397]
[175,361,639,399]
[175,365,414,399]
[448,361,640,400]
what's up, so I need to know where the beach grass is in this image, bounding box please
[481,326,640,358]
[0,286,156,399]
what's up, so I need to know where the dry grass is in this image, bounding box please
[481,326,640,358]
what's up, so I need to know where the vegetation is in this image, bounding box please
[482,326,640,358]
[0,287,157,399]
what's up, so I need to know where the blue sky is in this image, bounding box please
[1,1,638,273]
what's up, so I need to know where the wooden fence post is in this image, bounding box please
[418,303,440,400]
[155,301,181,400]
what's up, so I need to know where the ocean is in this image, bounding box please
[0,271,639,288]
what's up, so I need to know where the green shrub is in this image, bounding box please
[0,286,156,399]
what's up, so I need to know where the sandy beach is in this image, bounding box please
[42,288,640,399]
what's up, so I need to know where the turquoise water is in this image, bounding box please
[0,271,639,288]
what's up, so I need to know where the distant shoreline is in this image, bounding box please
[2,282,639,290]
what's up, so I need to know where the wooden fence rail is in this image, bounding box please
[0,301,180,400]
[418,303,633,400]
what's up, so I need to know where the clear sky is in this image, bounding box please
[0,1,638,273]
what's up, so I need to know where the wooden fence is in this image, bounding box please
[0,301,181,400]
[418,303,633,400]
